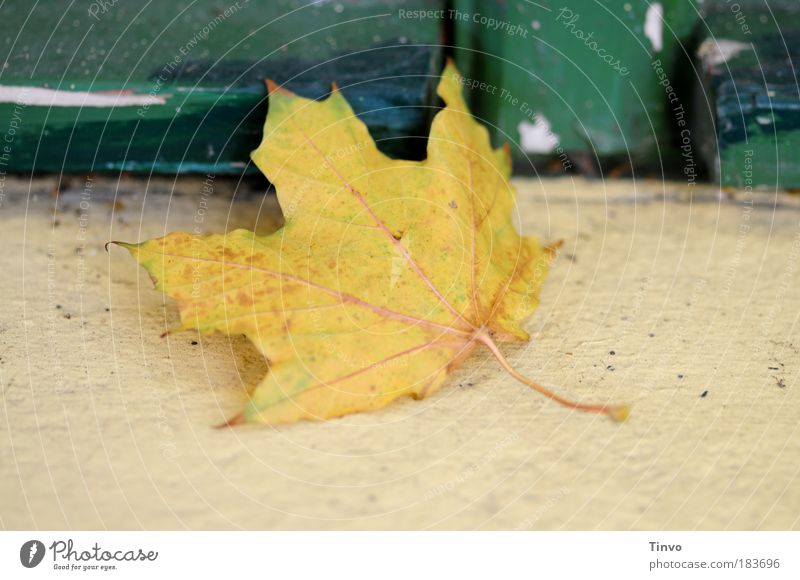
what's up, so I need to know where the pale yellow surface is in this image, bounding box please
[1,175,798,530]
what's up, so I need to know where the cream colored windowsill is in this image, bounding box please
[2,176,798,530]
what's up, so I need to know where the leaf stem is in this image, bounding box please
[474,329,629,422]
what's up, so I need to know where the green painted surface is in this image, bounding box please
[0,0,444,174]
[695,0,800,189]
[4,0,797,186]
[451,0,700,168]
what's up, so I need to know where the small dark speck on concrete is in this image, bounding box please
[63,313,71,320]
[606,365,615,371]
[768,366,780,371]
[56,304,62,309]
[678,374,685,379]
[191,340,198,346]
[609,350,616,356]
[459,382,474,388]
[648,333,655,337]
[105,307,110,312]
[700,390,708,398]
[776,377,786,389]
[449,199,457,209]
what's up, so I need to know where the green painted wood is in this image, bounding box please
[694,0,800,189]
[451,0,700,169]
[0,0,444,175]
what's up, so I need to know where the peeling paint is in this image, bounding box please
[645,3,664,53]
[697,39,754,67]
[518,116,559,154]
[0,86,167,107]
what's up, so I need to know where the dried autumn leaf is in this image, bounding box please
[114,62,629,426]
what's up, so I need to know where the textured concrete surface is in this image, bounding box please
[1,175,799,530]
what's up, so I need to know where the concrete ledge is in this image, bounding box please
[1,176,798,529]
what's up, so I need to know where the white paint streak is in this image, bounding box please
[645,3,664,53]
[697,39,754,66]
[0,86,166,107]
[518,116,559,154]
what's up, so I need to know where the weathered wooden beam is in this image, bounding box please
[694,0,800,189]
[0,0,444,175]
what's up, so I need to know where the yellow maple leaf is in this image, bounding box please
[113,62,628,426]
